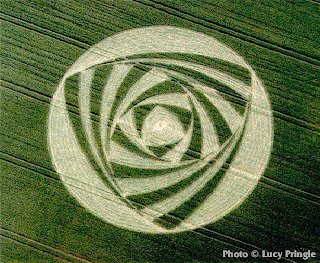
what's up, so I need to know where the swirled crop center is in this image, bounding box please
[48,26,273,233]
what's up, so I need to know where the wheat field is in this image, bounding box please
[1,0,319,262]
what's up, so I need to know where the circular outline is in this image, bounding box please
[48,26,273,233]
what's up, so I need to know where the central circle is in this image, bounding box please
[153,120,169,133]
[141,106,185,147]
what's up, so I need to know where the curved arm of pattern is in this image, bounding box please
[124,58,251,100]
[142,127,243,218]
[109,68,169,137]
[100,64,133,168]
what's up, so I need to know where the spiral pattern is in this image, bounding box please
[48,26,273,233]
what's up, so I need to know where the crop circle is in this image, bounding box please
[48,26,273,233]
